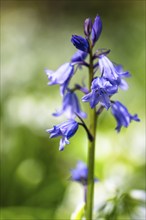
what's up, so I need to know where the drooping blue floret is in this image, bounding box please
[53,91,86,119]
[45,62,74,95]
[71,161,88,185]
[82,77,118,109]
[70,161,98,185]
[46,120,79,151]
[71,35,89,52]
[111,101,140,132]
[98,55,130,89]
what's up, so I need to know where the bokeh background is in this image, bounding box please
[1,0,145,219]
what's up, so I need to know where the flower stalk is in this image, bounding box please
[86,42,97,219]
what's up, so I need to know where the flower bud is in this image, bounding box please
[91,15,102,46]
[84,18,92,37]
[71,35,89,53]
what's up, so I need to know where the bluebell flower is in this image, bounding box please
[71,35,89,53]
[70,161,98,185]
[111,101,140,132]
[71,50,88,66]
[45,62,74,95]
[53,91,86,119]
[71,161,88,185]
[46,120,79,151]
[82,77,118,109]
[91,15,102,46]
[98,55,130,89]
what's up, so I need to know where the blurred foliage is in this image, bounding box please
[95,189,146,220]
[1,0,145,219]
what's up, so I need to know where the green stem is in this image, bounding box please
[86,45,97,220]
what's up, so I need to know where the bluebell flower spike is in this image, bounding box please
[45,14,140,152]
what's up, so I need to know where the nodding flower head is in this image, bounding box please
[45,62,74,95]
[46,120,79,151]
[111,101,140,132]
[98,55,130,89]
[82,77,118,109]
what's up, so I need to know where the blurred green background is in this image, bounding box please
[1,0,145,219]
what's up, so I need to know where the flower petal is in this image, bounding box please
[91,15,102,46]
